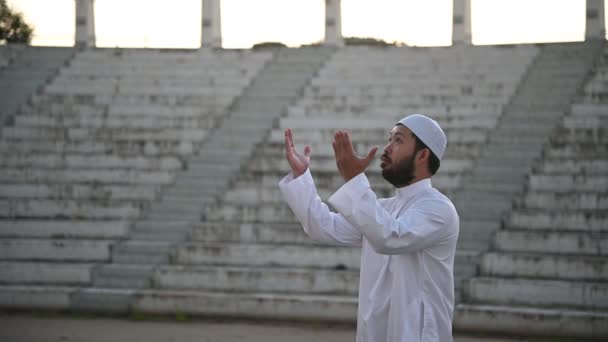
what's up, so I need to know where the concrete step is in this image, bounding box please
[507,209,607,232]
[454,303,608,338]
[536,159,608,174]
[111,241,175,264]
[92,264,155,289]
[0,261,93,285]
[134,288,357,322]
[493,229,607,255]
[0,140,197,158]
[0,167,175,186]
[204,202,297,223]
[13,114,216,130]
[0,238,113,262]
[480,252,608,281]
[174,242,360,270]
[70,287,134,314]
[154,265,359,295]
[0,285,76,310]
[0,154,182,171]
[0,220,130,239]
[191,222,314,245]
[456,219,501,252]
[0,199,141,219]
[0,183,159,201]
[1,126,208,143]
[518,191,608,210]
[466,277,608,310]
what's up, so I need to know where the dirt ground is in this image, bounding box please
[0,312,542,342]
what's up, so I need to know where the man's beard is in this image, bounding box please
[381,153,416,188]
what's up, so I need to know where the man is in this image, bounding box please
[278,114,459,342]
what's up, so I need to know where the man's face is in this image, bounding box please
[380,125,417,187]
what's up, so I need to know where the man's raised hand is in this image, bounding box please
[285,128,311,178]
[332,130,378,182]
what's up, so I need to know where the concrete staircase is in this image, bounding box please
[452,42,603,302]
[0,46,74,127]
[71,47,335,312]
[455,42,608,339]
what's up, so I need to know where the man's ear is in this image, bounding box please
[416,148,430,164]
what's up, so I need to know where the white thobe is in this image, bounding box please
[279,169,459,342]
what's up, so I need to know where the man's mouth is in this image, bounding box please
[380,155,390,169]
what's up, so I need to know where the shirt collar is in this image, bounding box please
[395,178,432,200]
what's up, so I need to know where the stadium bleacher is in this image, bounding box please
[0,42,605,338]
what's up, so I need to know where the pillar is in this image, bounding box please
[75,0,95,47]
[202,0,222,48]
[586,0,606,40]
[453,0,471,45]
[324,0,343,46]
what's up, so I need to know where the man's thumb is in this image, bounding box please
[365,146,379,163]
[304,145,311,158]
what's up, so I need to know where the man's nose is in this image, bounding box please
[383,143,391,155]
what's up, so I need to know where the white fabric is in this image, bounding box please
[398,114,447,160]
[279,169,459,342]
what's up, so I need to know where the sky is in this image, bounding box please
[5,0,597,48]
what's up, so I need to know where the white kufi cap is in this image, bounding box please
[398,114,446,160]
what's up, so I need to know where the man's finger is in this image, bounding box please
[336,130,347,154]
[284,129,291,154]
[286,128,296,153]
[343,131,355,154]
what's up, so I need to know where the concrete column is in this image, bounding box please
[75,0,95,47]
[453,0,471,45]
[202,0,222,48]
[586,0,605,40]
[324,0,343,46]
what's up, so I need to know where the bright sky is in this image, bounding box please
[5,0,599,48]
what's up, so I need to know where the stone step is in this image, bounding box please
[0,220,130,239]
[518,191,608,210]
[454,303,608,338]
[0,168,175,186]
[134,288,358,322]
[0,238,113,261]
[528,174,607,192]
[1,126,208,143]
[70,287,135,313]
[0,140,196,158]
[175,242,360,270]
[111,241,175,265]
[466,277,608,310]
[0,261,93,285]
[480,252,608,281]
[494,229,607,255]
[536,159,608,174]
[0,154,182,171]
[13,114,216,130]
[507,209,607,232]
[92,264,155,289]
[204,202,297,223]
[0,285,76,310]
[128,230,190,242]
[0,183,159,202]
[191,222,320,245]
[154,265,359,295]
[0,199,141,219]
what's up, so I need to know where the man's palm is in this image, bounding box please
[285,128,311,177]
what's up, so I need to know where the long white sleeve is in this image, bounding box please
[328,173,458,255]
[278,169,362,247]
